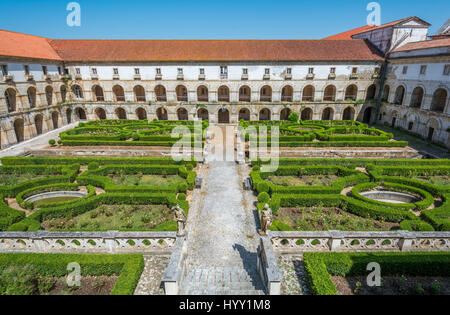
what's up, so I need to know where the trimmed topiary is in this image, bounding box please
[88,162,100,171]
[257,182,270,193]
[178,193,187,201]
[258,192,270,203]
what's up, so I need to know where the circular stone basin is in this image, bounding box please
[24,191,87,204]
[360,190,421,204]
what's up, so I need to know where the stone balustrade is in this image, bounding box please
[0,231,177,254]
[270,231,450,253]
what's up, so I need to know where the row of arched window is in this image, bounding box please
[383,85,448,113]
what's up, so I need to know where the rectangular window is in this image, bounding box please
[402,66,408,74]
[420,65,427,75]
[64,68,69,75]
[308,68,314,74]
[156,68,161,75]
[113,68,119,75]
[243,68,248,75]
[178,68,183,75]
[76,68,81,74]
[42,66,48,75]
[199,68,205,75]
[444,64,450,76]
[265,68,270,75]
[352,67,358,74]
[1,65,7,76]
[135,68,140,75]
[58,66,62,75]
[91,68,97,75]
[330,67,336,74]
[286,68,292,74]
[220,66,228,74]
[24,65,30,75]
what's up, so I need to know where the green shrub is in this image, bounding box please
[88,162,100,171]
[48,139,56,146]
[258,192,270,203]
[399,220,435,232]
[257,182,270,193]
[178,193,187,201]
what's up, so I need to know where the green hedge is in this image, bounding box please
[0,253,144,295]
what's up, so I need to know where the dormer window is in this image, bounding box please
[243,68,248,75]
[135,68,140,75]
[58,67,62,75]
[91,68,97,75]
[330,67,336,74]
[308,68,314,74]
[178,68,183,75]
[42,66,48,75]
[402,66,408,74]
[352,67,358,74]
[24,65,30,75]
[156,68,161,75]
[1,65,7,76]
[420,65,427,75]
[265,68,270,75]
[286,68,292,74]
[199,68,205,75]
[113,68,119,75]
[76,68,81,74]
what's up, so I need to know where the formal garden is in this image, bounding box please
[251,158,450,232]
[54,120,208,147]
[0,156,196,232]
[240,119,408,148]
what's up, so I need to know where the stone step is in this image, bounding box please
[180,267,266,295]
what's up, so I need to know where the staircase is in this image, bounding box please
[179,266,266,295]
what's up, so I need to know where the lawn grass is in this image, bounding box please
[109,174,184,187]
[267,175,338,187]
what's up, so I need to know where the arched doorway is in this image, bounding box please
[93,85,105,101]
[260,86,272,102]
[34,115,43,135]
[238,108,250,121]
[14,119,24,143]
[5,89,17,113]
[322,107,334,120]
[366,84,377,100]
[177,108,188,120]
[113,85,125,102]
[156,107,168,120]
[363,107,373,124]
[197,108,209,121]
[345,85,358,101]
[218,108,230,124]
[66,108,72,124]
[115,107,127,120]
[136,108,147,120]
[72,85,83,100]
[342,107,355,121]
[239,86,251,102]
[155,85,166,101]
[301,108,313,121]
[75,108,87,120]
[281,86,293,102]
[431,89,447,113]
[51,112,59,129]
[60,85,67,102]
[218,86,230,102]
[302,85,314,101]
[323,85,336,101]
[382,85,390,102]
[134,85,146,102]
[95,108,107,120]
[259,108,271,121]
[280,108,291,120]
[176,85,188,102]
[197,86,208,102]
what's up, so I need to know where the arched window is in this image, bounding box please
[34,115,43,135]
[136,107,147,120]
[259,108,271,120]
[177,108,188,120]
[280,108,291,120]
[134,85,146,102]
[382,85,390,102]
[281,86,293,102]
[5,89,16,113]
[394,86,405,105]
[95,108,107,120]
[322,107,334,120]
[323,85,336,101]
[345,85,357,101]
[45,86,53,106]
[239,86,251,102]
[342,107,355,120]
[72,85,84,100]
[301,108,313,121]
[430,89,447,113]
[366,84,376,100]
[302,85,314,101]
[156,107,168,120]
[218,86,230,102]
[60,85,67,102]
[115,107,127,119]
[176,85,188,102]
[238,108,250,121]
[197,108,209,121]
[155,85,166,101]
[260,86,272,102]
[197,86,208,102]
[410,87,424,108]
[113,85,125,102]
[92,85,104,101]
[27,87,37,108]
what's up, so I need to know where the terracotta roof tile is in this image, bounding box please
[352,16,431,36]
[391,38,450,53]
[48,39,384,62]
[0,30,62,61]
[323,25,376,40]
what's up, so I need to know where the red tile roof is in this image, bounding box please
[352,16,431,36]
[0,30,62,61]
[323,25,376,40]
[391,38,450,53]
[0,29,384,62]
[48,39,384,62]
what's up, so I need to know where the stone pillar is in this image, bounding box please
[328,231,343,251]
[230,91,239,102]
[273,90,281,102]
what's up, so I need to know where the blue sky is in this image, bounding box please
[0,0,448,39]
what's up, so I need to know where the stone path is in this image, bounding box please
[134,255,170,295]
[180,124,265,295]
[278,254,309,295]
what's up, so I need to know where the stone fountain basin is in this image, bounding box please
[360,190,421,204]
[24,191,87,203]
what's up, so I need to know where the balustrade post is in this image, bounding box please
[105,231,119,254]
[328,231,344,252]
[398,231,414,252]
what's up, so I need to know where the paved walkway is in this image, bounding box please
[180,125,265,295]
[0,122,78,160]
